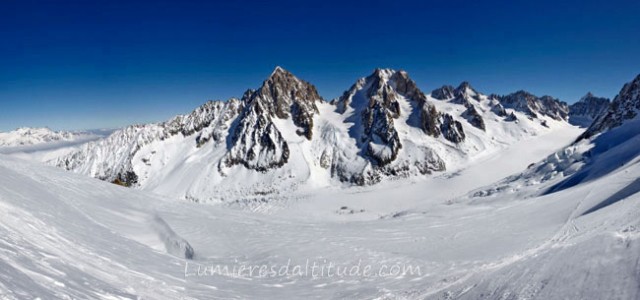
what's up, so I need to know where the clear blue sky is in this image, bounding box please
[1,0,639,131]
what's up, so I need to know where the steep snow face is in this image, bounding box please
[568,92,610,127]
[0,127,98,148]
[579,74,640,140]
[499,90,569,121]
[48,68,576,201]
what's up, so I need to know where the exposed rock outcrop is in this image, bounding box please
[579,74,640,140]
[568,92,610,127]
[462,105,486,131]
[499,91,569,121]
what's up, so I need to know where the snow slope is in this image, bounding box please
[5,70,638,299]
[47,68,575,202]
[0,118,638,299]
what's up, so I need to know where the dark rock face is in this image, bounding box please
[579,74,640,140]
[417,104,466,143]
[391,70,430,107]
[392,72,466,143]
[253,67,323,140]
[538,95,569,121]
[223,67,322,171]
[363,102,401,166]
[491,103,507,117]
[113,171,138,187]
[224,91,290,172]
[499,91,569,121]
[440,114,465,144]
[420,104,442,137]
[335,69,405,166]
[432,82,480,107]
[439,114,466,143]
[332,68,452,181]
[453,82,481,106]
[568,92,611,127]
[505,112,518,122]
[431,85,456,100]
[462,105,486,131]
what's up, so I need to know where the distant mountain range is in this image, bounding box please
[471,72,640,204]
[0,127,101,148]
[568,92,611,127]
[13,67,608,202]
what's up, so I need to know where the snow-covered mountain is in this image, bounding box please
[568,92,610,127]
[4,71,640,300]
[497,90,569,121]
[1,70,639,297]
[579,74,640,140]
[0,127,97,148]
[470,73,640,199]
[49,67,575,201]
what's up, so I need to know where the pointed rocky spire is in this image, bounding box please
[241,67,322,140]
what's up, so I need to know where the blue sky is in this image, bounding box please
[1,0,639,131]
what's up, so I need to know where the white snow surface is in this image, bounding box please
[45,69,576,203]
[2,121,639,299]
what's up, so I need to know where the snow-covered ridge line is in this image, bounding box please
[47,67,594,201]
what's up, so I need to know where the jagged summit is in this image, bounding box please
[50,66,577,197]
[224,68,322,171]
[271,65,287,75]
[499,90,569,121]
[431,81,480,105]
[243,67,323,140]
[568,92,610,127]
[579,74,640,140]
[455,81,475,94]
[582,92,596,99]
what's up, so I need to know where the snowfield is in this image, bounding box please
[1,121,639,299]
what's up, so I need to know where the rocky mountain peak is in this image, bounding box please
[579,74,640,139]
[431,85,456,100]
[499,90,568,121]
[432,81,480,106]
[582,92,595,99]
[456,81,474,94]
[371,68,395,80]
[244,67,323,140]
[568,92,610,127]
[270,65,287,76]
